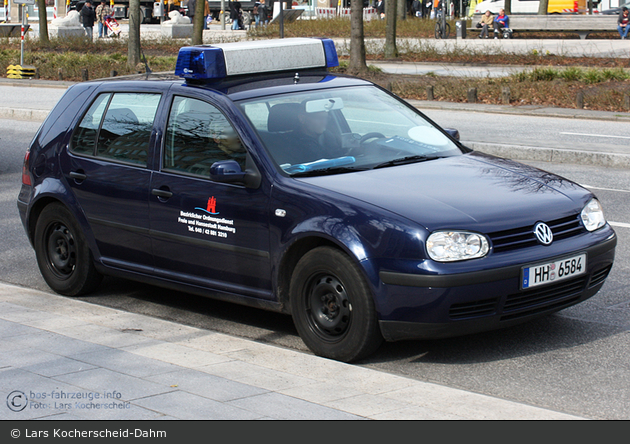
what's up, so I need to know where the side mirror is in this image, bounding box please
[210,160,261,189]
[444,128,460,141]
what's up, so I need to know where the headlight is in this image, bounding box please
[426,231,490,262]
[581,198,606,232]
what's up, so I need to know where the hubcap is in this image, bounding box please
[46,223,76,279]
[306,274,351,341]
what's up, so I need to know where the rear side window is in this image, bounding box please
[71,92,161,166]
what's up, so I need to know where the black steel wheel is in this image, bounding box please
[290,247,383,362]
[34,203,102,296]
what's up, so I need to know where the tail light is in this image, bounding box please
[574,0,578,12]
[22,150,32,186]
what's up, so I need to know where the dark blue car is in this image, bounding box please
[17,38,616,362]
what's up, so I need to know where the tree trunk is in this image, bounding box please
[128,0,141,69]
[537,0,548,14]
[192,0,206,45]
[397,0,406,20]
[384,0,398,59]
[504,0,511,15]
[37,0,49,44]
[348,0,367,74]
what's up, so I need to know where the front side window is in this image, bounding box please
[71,92,161,166]
[238,86,464,176]
[163,96,246,177]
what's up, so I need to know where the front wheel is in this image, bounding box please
[290,247,383,362]
[34,203,102,296]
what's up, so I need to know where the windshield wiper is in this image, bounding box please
[291,166,366,177]
[373,155,441,170]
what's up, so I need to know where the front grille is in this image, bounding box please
[501,275,587,321]
[449,298,499,320]
[489,214,583,253]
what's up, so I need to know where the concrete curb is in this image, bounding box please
[467,141,630,169]
[0,108,51,122]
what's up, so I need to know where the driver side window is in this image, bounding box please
[163,96,246,177]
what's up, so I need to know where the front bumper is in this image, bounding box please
[377,233,617,342]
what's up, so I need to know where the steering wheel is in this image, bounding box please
[359,132,386,144]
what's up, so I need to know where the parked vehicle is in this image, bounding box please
[18,38,616,362]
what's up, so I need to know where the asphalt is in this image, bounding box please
[1,50,628,420]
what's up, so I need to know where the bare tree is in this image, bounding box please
[537,0,548,14]
[504,0,511,15]
[384,0,398,59]
[397,0,406,20]
[128,0,141,69]
[37,0,49,44]
[192,0,206,45]
[348,0,368,74]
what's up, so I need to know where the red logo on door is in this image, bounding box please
[206,196,217,214]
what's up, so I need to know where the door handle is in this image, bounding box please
[151,188,173,199]
[69,171,87,181]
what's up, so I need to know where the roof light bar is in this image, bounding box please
[175,38,339,81]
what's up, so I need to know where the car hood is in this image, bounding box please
[297,152,591,233]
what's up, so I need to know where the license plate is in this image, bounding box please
[522,253,587,289]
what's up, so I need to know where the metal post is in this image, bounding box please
[221,0,225,29]
[279,0,284,38]
[20,4,25,66]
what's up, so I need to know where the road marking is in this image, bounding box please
[560,132,630,140]
[609,221,630,229]
[580,184,630,193]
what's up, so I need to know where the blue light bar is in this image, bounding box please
[175,38,339,81]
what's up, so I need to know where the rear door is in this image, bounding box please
[148,92,273,299]
[62,91,162,272]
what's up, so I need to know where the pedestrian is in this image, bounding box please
[258,0,268,27]
[493,8,509,39]
[376,0,384,19]
[618,7,629,40]
[412,0,421,17]
[477,10,493,39]
[203,0,210,29]
[229,0,242,30]
[95,0,111,39]
[253,1,261,28]
[81,1,96,41]
[423,0,431,19]
[187,0,196,24]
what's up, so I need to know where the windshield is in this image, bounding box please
[238,86,464,176]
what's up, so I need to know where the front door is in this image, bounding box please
[149,95,273,299]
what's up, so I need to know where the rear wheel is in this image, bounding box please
[34,203,102,296]
[290,247,383,362]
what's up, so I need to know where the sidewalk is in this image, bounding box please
[0,282,585,420]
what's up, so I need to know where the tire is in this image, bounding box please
[434,22,450,39]
[34,203,102,296]
[290,247,383,362]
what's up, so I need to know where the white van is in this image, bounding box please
[472,0,589,14]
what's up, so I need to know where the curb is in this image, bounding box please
[0,108,51,121]
[466,141,630,169]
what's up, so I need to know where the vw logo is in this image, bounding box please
[534,222,554,245]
